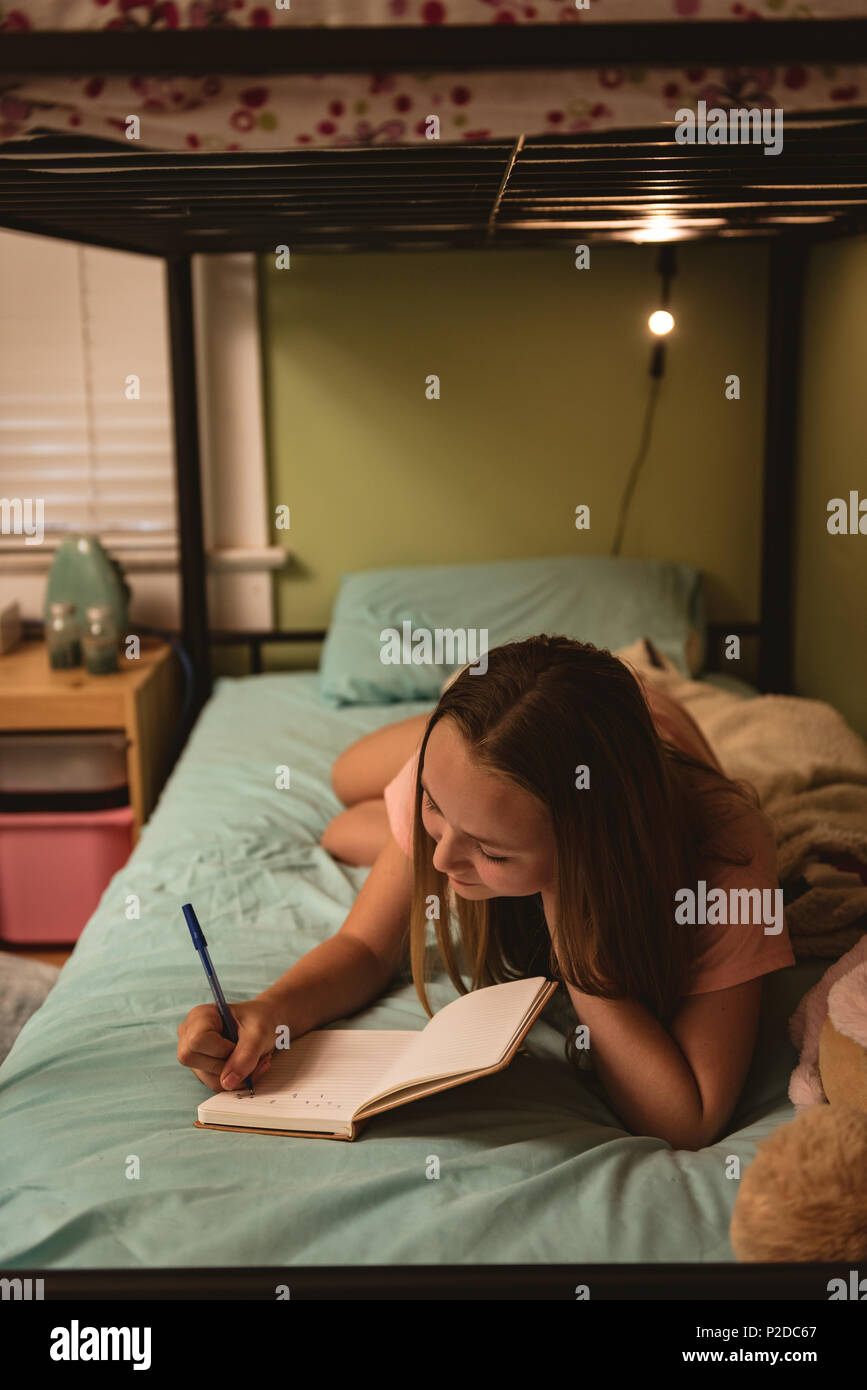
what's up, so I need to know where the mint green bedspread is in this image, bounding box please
[0,672,824,1268]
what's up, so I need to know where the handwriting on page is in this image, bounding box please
[212,1030,410,1122]
[234,1090,337,1110]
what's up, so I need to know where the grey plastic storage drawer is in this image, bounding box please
[0,731,128,794]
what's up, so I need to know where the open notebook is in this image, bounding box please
[195,976,558,1141]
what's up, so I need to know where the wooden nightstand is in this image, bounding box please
[0,636,181,841]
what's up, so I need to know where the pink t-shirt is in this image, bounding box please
[382,673,796,997]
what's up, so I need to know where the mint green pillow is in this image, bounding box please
[318,554,705,706]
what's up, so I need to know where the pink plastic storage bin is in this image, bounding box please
[0,805,134,945]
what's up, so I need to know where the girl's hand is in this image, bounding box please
[176,996,282,1092]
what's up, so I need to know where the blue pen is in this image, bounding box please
[182,902,255,1097]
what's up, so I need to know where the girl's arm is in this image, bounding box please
[257,832,414,1041]
[559,805,776,1149]
[565,978,762,1150]
[179,833,413,1091]
[331,713,429,806]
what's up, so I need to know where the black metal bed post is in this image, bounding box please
[165,253,212,727]
[758,234,808,695]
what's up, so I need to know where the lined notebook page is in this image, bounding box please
[197,1029,415,1130]
[364,977,547,1107]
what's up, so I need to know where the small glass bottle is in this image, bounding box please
[46,601,81,670]
[82,604,119,675]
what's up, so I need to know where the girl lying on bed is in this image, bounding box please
[177,634,795,1151]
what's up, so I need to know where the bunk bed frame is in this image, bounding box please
[2,20,867,1302]
[3,19,867,728]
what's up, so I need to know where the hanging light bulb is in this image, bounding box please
[648,245,677,378]
[648,309,675,335]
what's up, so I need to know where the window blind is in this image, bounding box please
[0,231,177,554]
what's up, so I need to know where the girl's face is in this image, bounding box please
[420,717,557,899]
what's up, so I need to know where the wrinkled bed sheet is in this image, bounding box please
[0,671,824,1268]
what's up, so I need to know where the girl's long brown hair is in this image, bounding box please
[408,634,759,1029]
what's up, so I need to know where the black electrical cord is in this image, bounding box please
[610,243,678,557]
[610,376,663,557]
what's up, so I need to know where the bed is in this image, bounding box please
[2,555,864,1297]
[1,0,865,1300]
[0,667,831,1274]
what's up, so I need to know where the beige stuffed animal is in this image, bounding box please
[730,937,867,1261]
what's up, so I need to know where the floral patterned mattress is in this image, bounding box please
[1,0,865,149]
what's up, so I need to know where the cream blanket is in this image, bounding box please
[616,640,867,961]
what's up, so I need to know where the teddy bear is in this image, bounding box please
[730,933,867,1262]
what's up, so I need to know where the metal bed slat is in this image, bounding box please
[0,116,863,235]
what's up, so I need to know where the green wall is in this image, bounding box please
[795,231,867,737]
[253,243,770,682]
